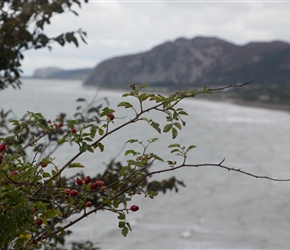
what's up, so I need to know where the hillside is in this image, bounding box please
[83,36,290,90]
[32,67,92,80]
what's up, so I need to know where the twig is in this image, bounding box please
[209,81,252,91]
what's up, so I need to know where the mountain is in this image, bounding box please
[83,36,290,89]
[33,67,93,80]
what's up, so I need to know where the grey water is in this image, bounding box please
[1,79,290,249]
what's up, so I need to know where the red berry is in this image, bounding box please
[0,143,6,152]
[10,170,18,176]
[39,160,48,168]
[58,122,63,128]
[130,205,139,212]
[108,113,115,121]
[70,189,78,196]
[76,178,83,186]
[95,180,104,187]
[64,188,71,194]
[86,201,92,207]
[71,127,77,133]
[90,183,98,190]
[84,176,91,185]
[32,207,36,213]
[47,120,52,124]
[35,218,43,225]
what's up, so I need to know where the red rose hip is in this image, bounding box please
[130,205,139,212]
[70,189,78,196]
[35,218,43,225]
[76,178,83,186]
[108,113,114,121]
[90,183,98,190]
[0,143,6,152]
[95,180,104,187]
[84,176,91,185]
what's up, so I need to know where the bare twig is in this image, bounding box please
[209,81,252,91]
[148,158,290,182]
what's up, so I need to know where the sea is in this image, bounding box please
[1,78,290,249]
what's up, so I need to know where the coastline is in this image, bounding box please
[195,95,290,113]
[84,85,290,114]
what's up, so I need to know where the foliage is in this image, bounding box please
[0,0,88,90]
[0,82,216,249]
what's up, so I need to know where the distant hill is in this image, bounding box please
[33,67,93,80]
[83,36,290,90]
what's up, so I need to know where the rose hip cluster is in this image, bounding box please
[64,176,105,207]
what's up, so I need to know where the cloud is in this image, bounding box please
[22,1,290,76]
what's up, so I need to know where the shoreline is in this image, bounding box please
[85,85,290,114]
[195,95,290,113]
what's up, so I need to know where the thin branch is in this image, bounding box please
[209,81,252,91]
[148,159,290,182]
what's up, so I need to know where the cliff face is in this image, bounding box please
[84,36,290,89]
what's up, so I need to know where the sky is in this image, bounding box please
[22,0,290,76]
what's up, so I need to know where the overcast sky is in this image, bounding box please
[22,0,290,76]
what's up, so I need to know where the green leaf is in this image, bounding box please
[118,102,133,108]
[99,128,104,136]
[118,214,126,220]
[94,142,104,152]
[139,83,150,89]
[188,145,196,151]
[100,107,114,117]
[126,222,132,231]
[168,144,180,148]
[127,139,139,144]
[119,221,125,228]
[172,127,178,139]
[151,154,164,162]
[150,121,161,133]
[125,149,138,156]
[170,149,180,154]
[42,172,51,178]
[65,32,79,47]
[173,122,182,130]
[122,226,129,237]
[178,110,188,116]
[68,163,84,168]
[163,124,172,133]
